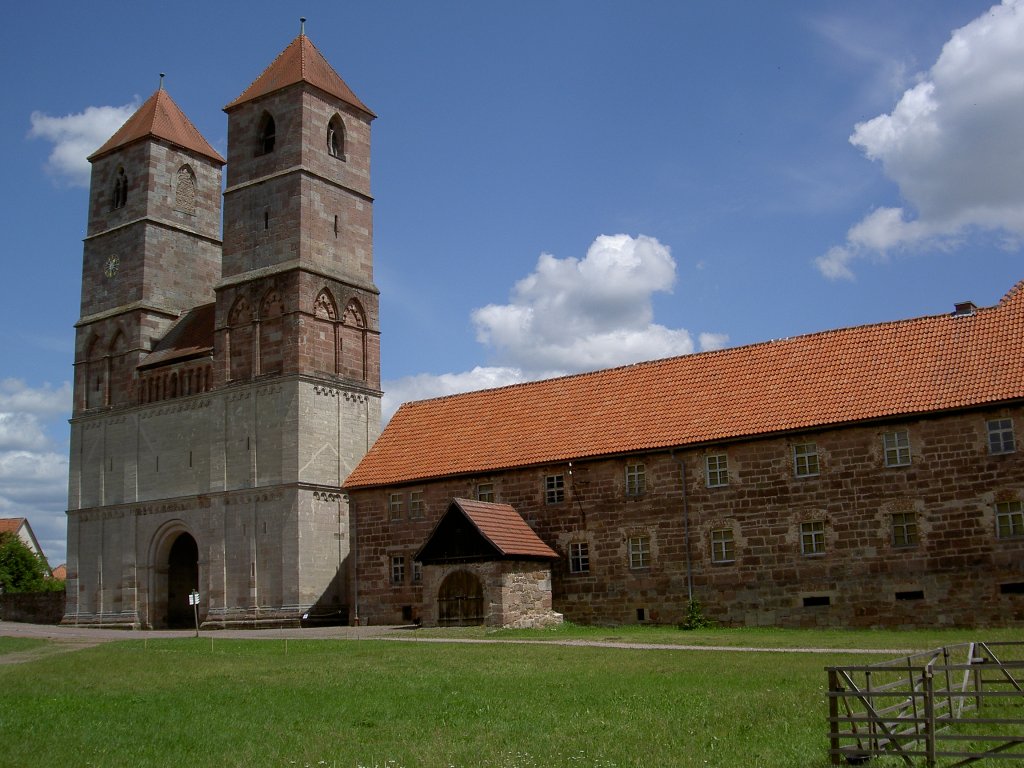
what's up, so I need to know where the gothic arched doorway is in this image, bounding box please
[166,533,198,629]
[437,570,484,627]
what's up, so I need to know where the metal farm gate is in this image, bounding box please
[827,642,1024,766]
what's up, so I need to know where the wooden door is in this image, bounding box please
[437,570,484,626]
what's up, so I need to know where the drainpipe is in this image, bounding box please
[671,449,693,605]
[349,493,359,626]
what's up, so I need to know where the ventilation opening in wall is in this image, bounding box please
[803,595,831,607]
[1000,582,1024,595]
[401,605,413,622]
[636,608,647,622]
[895,590,925,601]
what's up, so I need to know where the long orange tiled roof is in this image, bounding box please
[225,33,374,116]
[345,280,1024,489]
[90,87,224,163]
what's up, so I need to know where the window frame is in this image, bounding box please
[706,453,729,488]
[390,555,406,585]
[627,535,651,570]
[388,492,403,521]
[793,443,820,478]
[408,491,425,519]
[883,430,911,467]
[476,483,495,503]
[710,528,735,564]
[988,418,1016,455]
[996,501,1024,539]
[800,520,826,556]
[625,463,647,497]
[568,542,590,574]
[412,560,423,584]
[545,474,565,505]
[891,512,919,548]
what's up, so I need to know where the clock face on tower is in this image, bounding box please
[104,254,120,279]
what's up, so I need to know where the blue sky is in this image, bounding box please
[4,0,1023,566]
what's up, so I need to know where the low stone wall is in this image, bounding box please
[0,591,66,624]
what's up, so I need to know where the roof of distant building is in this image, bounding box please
[345,280,1024,489]
[138,303,215,370]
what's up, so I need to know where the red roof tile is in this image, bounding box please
[225,33,374,116]
[90,87,224,163]
[441,499,558,560]
[345,281,1024,489]
[0,517,26,535]
[138,303,215,370]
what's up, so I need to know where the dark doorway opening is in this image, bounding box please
[167,533,198,629]
[437,570,484,627]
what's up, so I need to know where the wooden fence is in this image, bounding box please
[827,642,1024,766]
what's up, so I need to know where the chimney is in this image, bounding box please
[953,301,977,317]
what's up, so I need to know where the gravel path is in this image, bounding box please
[0,620,910,665]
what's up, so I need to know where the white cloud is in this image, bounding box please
[0,378,71,416]
[0,380,72,566]
[382,234,729,420]
[29,102,139,186]
[818,0,1024,279]
[472,234,694,370]
[698,332,730,352]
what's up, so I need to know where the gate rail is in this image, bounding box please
[827,641,1024,767]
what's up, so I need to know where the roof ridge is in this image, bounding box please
[396,296,995,415]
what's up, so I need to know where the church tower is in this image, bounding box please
[64,29,381,629]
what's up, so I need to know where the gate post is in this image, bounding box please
[828,669,842,766]
[924,667,936,768]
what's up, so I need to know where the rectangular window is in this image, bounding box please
[391,556,405,584]
[892,512,919,548]
[408,491,425,519]
[996,501,1024,539]
[388,493,403,520]
[569,542,590,574]
[628,535,650,569]
[412,561,422,584]
[706,454,729,488]
[476,483,494,503]
[800,520,825,555]
[988,418,1016,455]
[794,443,819,477]
[883,430,911,467]
[545,474,565,504]
[711,528,735,563]
[625,463,646,496]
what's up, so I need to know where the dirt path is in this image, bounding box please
[0,620,909,665]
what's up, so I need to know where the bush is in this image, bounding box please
[679,598,713,630]
[0,532,56,593]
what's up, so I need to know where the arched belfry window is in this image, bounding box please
[312,289,339,375]
[112,166,128,210]
[174,165,197,214]
[257,113,276,156]
[327,115,345,160]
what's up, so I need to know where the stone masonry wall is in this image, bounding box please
[351,405,1024,628]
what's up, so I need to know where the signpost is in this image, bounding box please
[188,589,200,637]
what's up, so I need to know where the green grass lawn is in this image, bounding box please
[0,628,1019,767]
[0,636,47,655]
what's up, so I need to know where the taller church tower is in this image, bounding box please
[64,30,381,628]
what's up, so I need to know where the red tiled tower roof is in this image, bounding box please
[224,33,374,116]
[345,280,1024,489]
[89,86,224,163]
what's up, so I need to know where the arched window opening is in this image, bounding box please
[228,295,254,381]
[327,115,345,160]
[175,165,197,214]
[341,299,368,381]
[259,289,286,376]
[112,167,128,210]
[257,113,276,155]
[312,289,339,375]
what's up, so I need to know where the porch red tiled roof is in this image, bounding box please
[445,499,558,560]
[344,281,1024,489]
[0,517,26,535]
[90,87,224,163]
[225,33,374,116]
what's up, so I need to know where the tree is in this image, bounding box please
[0,532,59,593]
